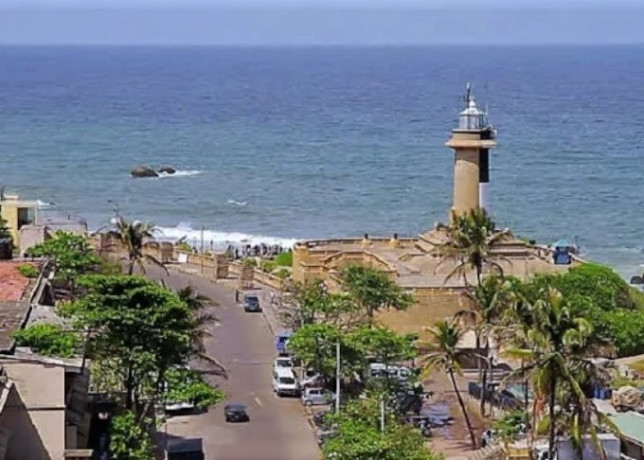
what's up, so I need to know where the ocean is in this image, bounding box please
[0,45,642,278]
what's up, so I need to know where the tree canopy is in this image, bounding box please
[65,275,211,414]
[340,265,413,322]
[28,231,100,288]
[322,398,442,460]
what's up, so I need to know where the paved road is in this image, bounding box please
[147,266,320,460]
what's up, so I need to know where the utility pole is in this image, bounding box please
[335,339,341,413]
[380,398,385,432]
[200,225,205,274]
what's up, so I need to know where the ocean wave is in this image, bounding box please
[158,170,202,178]
[155,224,298,249]
[227,199,248,207]
[36,200,54,208]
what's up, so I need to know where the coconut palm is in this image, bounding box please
[505,287,610,460]
[175,284,226,378]
[421,319,477,449]
[456,275,509,417]
[435,208,511,286]
[110,217,166,275]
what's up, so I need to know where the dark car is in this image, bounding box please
[224,404,249,423]
[243,295,262,312]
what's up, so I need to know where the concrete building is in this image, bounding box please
[0,191,88,254]
[609,411,644,460]
[292,85,578,335]
[0,194,38,248]
[0,260,92,459]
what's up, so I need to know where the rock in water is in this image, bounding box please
[130,166,159,178]
[159,166,176,174]
[630,275,644,285]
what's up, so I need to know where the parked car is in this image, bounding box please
[224,403,249,423]
[273,356,294,371]
[243,295,262,312]
[272,367,300,397]
[301,387,335,406]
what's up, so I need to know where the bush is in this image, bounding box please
[242,257,257,267]
[13,323,79,357]
[275,268,290,280]
[260,259,276,273]
[18,264,39,278]
[274,251,293,267]
[110,411,155,460]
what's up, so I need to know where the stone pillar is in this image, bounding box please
[240,265,254,289]
[213,254,229,279]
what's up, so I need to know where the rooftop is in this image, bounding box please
[297,230,573,289]
[0,261,40,353]
[610,411,644,446]
[0,262,33,301]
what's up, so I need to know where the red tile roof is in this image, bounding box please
[0,262,32,301]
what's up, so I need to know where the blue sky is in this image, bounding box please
[0,0,642,45]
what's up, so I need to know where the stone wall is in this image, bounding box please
[376,287,466,336]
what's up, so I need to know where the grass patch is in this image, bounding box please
[274,251,293,267]
[17,264,39,278]
[13,323,79,357]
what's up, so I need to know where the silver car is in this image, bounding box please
[301,387,335,406]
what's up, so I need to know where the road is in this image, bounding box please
[147,266,320,460]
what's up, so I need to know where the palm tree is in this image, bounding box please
[421,319,477,449]
[456,275,509,417]
[435,208,511,286]
[175,284,226,378]
[110,217,166,275]
[505,287,609,460]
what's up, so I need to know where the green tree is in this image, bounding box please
[67,275,210,414]
[288,323,361,383]
[340,265,413,324]
[28,231,100,294]
[280,279,359,330]
[109,411,155,460]
[421,319,477,449]
[322,398,442,460]
[529,264,644,357]
[435,208,510,285]
[456,275,509,417]
[163,367,225,410]
[110,217,166,275]
[505,287,609,460]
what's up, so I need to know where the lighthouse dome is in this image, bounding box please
[458,98,489,130]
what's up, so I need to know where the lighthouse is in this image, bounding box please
[445,83,497,220]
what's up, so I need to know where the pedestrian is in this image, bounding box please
[235,290,239,303]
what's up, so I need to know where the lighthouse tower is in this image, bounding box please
[445,83,497,220]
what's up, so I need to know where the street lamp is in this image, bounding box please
[335,339,341,413]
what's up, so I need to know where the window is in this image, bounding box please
[279,377,295,384]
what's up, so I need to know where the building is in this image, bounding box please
[0,191,88,254]
[0,260,92,459]
[0,194,38,248]
[609,411,644,460]
[292,85,578,334]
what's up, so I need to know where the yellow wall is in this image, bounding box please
[0,200,38,245]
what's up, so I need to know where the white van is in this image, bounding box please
[272,367,300,397]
